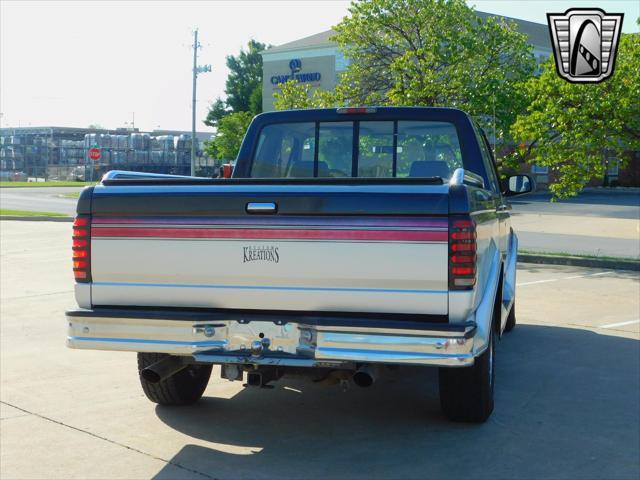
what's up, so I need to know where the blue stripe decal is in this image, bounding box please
[93,281,446,295]
[70,336,225,346]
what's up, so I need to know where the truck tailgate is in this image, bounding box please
[87,183,450,315]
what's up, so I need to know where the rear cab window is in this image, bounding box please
[250,119,464,179]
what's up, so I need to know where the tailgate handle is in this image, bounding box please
[246,202,277,214]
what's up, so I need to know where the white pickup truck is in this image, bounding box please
[66,107,533,423]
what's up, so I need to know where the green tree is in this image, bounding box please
[274,0,535,144]
[511,33,640,198]
[204,39,267,127]
[204,111,253,160]
[273,81,318,110]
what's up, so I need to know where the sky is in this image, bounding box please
[1,0,638,133]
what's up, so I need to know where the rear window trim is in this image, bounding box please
[247,119,465,180]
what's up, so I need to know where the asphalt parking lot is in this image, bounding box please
[1,220,639,480]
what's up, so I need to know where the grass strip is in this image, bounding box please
[0,209,69,217]
[520,249,639,263]
[0,181,94,188]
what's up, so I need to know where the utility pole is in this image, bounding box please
[190,29,212,176]
[191,29,199,176]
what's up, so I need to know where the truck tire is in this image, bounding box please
[504,303,516,332]
[137,353,212,406]
[438,329,495,423]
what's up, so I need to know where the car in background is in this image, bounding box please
[0,171,28,182]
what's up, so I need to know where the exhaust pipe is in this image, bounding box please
[353,365,379,388]
[141,356,188,384]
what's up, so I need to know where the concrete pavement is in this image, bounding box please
[1,221,638,479]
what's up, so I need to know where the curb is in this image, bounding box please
[582,187,640,194]
[518,253,640,271]
[0,216,73,222]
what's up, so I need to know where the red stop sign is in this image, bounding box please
[89,148,101,161]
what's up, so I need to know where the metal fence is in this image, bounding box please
[0,129,218,181]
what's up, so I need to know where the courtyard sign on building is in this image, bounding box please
[270,59,322,85]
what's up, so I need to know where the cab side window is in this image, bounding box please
[474,126,501,195]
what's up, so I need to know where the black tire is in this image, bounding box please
[137,352,212,406]
[504,303,516,333]
[439,328,495,423]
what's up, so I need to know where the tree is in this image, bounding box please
[204,111,253,160]
[273,81,318,110]
[204,40,267,127]
[511,33,640,198]
[274,0,535,143]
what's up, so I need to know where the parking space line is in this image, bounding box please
[517,271,613,287]
[517,279,558,286]
[600,319,640,329]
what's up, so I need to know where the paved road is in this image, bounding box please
[0,186,81,216]
[510,190,640,219]
[1,221,638,479]
[516,231,640,258]
[510,190,640,258]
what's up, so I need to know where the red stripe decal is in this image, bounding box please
[92,216,448,228]
[92,227,447,242]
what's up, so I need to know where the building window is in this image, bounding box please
[606,157,619,176]
[532,164,549,174]
[335,51,349,72]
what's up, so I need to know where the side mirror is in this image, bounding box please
[504,174,535,197]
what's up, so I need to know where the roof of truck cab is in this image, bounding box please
[252,107,472,123]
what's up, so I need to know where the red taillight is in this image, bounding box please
[451,255,475,264]
[451,231,475,240]
[73,215,91,282]
[449,216,476,290]
[336,107,377,114]
[451,243,476,252]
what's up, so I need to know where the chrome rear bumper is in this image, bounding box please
[66,309,476,367]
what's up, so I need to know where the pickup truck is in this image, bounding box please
[66,107,533,423]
